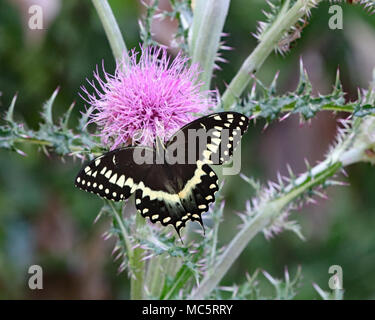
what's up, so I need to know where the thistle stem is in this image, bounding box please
[249,103,361,119]
[91,0,129,63]
[189,0,231,90]
[146,255,164,298]
[130,214,146,300]
[190,69,375,300]
[107,201,133,257]
[190,159,342,299]
[221,0,322,109]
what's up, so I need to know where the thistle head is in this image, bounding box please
[82,46,215,149]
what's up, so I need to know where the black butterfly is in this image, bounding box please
[75,112,249,236]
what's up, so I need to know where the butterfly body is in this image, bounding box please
[75,112,249,234]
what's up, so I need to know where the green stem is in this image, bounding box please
[108,201,146,300]
[91,0,129,63]
[249,103,361,119]
[107,201,133,256]
[189,0,231,90]
[9,137,103,156]
[146,255,164,298]
[221,0,322,109]
[130,214,146,300]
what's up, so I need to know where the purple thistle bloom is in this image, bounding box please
[82,46,215,149]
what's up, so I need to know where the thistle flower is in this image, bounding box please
[82,46,215,149]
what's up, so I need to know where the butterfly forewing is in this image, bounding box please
[75,147,154,201]
[166,112,249,165]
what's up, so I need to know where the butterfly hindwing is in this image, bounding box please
[134,162,218,234]
[75,147,154,201]
[166,111,249,165]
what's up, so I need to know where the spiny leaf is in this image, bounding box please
[60,101,75,129]
[139,0,161,48]
[41,87,59,126]
[234,65,374,122]
[353,104,375,117]
[0,90,101,158]
[262,266,302,300]
[159,260,199,299]
[5,94,17,124]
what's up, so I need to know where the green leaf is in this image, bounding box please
[159,263,197,300]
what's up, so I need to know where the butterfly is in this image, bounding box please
[75,112,249,236]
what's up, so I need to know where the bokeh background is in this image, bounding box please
[0,0,375,299]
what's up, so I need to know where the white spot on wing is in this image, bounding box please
[109,173,118,184]
[105,170,112,179]
[213,131,221,138]
[116,175,125,187]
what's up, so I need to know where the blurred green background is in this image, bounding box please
[0,0,375,299]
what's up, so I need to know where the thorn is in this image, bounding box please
[175,227,184,244]
[279,112,291,122]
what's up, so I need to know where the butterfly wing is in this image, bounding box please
[134,161,218,234]
[166,111,249,165]
[75,147,154,201]
[75,112,249,236]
